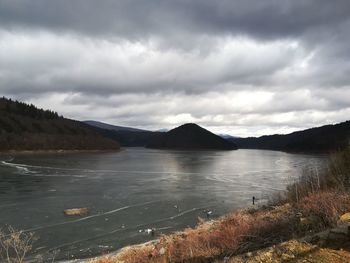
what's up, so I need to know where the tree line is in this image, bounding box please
[0,97,60,120]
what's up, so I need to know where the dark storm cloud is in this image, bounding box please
[0,31,301,97]
[0,0,350,43]
[0,0,350,136]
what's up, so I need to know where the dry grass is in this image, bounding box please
[228,239,350,263]
[91,191,350,263]
[91,255,121,263]
[90,204,298,263]
[0,226,36,263]
[286,147,350,203]
[298,191,350,229]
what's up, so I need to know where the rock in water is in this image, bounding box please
[64,208,90,216]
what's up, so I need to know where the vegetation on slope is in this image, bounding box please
[88,126,161,147]
[147,123,237,150]
[0,97,119,151]
[227,239,350,263]
[230,121,350,152]
[86,119,350,152]
[0,226,36,263]
[84,120,149,132]
[91,193,350,263]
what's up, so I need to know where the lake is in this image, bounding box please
[0,148,327,261]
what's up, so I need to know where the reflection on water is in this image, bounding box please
[0,148,327,261]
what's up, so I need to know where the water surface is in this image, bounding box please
[0,148,327,261]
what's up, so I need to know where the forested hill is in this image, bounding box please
[0,97,120,151]
[229,120,350,152]
[147,123,238,150]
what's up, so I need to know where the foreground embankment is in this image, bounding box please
[87,148,350,263]
[87,192,350,263]
[1,148,349,262]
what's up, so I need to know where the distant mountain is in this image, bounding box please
[155,128,169,132]
[218,134,239,140]
[147,123,238,150]
[83,120,160,147]
[84,120,149,132]
[89,126,161,147]
[229,121,350,152]
[0,97,120,151]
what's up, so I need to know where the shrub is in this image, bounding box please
[298,192,350,228]
[0,226,36,263]
[285,147,350,203]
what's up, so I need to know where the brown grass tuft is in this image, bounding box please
[298,191,350,228]
[90,204,300,263]
[90,191,350,263]
[0,226,36,263]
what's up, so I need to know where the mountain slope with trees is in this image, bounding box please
[229,121,350,152]
[0,97,120,151]
[147,123,237,150]
[88,126,161,147]
[84,120,158,147]
[84,120,148,132]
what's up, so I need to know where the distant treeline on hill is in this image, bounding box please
[0,97,119,151]
[1,97,348,153]
[0,97,60,120]
[229,121,350,152]
[86,119,350,152]
[146,123,237,150]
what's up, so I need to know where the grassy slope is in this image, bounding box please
[90,192,350,263]
[226,239,350,263]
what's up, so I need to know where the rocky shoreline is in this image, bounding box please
[78,199,350,263]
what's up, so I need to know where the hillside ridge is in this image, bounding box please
[147,123,237,150]
[229,120,350,152]
[0,97,120,151]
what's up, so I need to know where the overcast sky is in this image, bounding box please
[0,0,350,136]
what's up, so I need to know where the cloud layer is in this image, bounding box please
[0,0,349,136]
